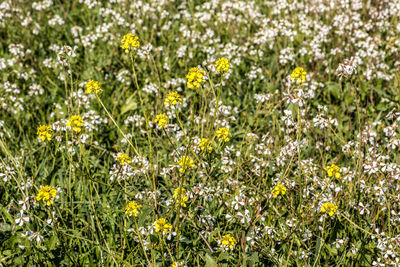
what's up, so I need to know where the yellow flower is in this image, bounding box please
[186,67,205,89]
[220,234,237,250]
[125,200,142,217]
[66,115,84,133]
[215,57,230,73]
[215,127,231,142]
[117,153,131,166]
[290,67,307,84]
[155,114,169,128]
[164,91,183,106]
[36,185,57,206]
[37,125,53,142]
[198,138,212,153]
[154,218,172,234]
[120,33,140,53]
[85,80,102,94]
[173,187,188,207]
[272,183,287,198]
[325,164,340,179]
[177,156,194,174]
[320,202,338,216]
[170,261,185,267]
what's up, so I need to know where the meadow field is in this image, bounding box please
[1,0,400,266]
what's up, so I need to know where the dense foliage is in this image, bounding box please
[1,0,400,266]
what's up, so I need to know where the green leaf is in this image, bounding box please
[248,252,259,266]
[204,253,217,267]
[121,95,138,115]
[327,82,341,99]
[47,234,59,250]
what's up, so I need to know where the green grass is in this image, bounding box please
[1,0,400,266]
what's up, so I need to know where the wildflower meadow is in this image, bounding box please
[1,0,400,266]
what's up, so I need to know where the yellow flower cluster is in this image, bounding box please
[325,164,340,179]
[155,114,169,128]
[320,202,338,216]
[117,153,131,166]
[272,183,287,198]
[170,261,185,267]
[177,156,194,174]
[215,127,231,142]
[66,115,84,133]
[290,67,307,84]
[125,200,142,217]
[173,187,188,207]
[220,234,237,250]
[85,80,102,95]
[215,57,230,73]
[37,125,53,142]
[120,34,140,53]
[36,185,57,206]
[198,138,212,153]
[154,218,172,234]
[186,67,205,89]
[164,91,183,106]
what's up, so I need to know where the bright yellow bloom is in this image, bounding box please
[272,183,287,198]
[177,156,194,174]
[85,80,102,94]
[37,125,53,142]
[186,67,205,89]
[320,202,338,216]
[164,91,183,106]
[154,218,172,234]
[290,67,307,84]
[220,234,237,250]
[120,33,140,53]
[198,138,212,153]
[117,153,131,166]
[125,200,142,217]
[215,127,231,142]
[170,261,185,267]
[325,164,340,179]
[173,187,188,207]
[155,114,169,128]
[66,115,84,133]
[215,57,230,73]
[36,185,57,206]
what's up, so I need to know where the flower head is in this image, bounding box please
[164,91,183,106]
[170,261,185,267]
[173,187,188,207]
[320,202,338,216]
[336,58,357,79]
[154,218,172,234]
[215,57,230,73]
[120,34,140,53]
[117,153,131,166]
[85,80,102,95]
[177,156,194,174]
[219,234,237,251]
[290,67,307,84]
[66,115,84,133]
[215,127,231,142]
[186,67,205,89]
[198,138,213,153]
[36,185,57,206]
[155,114,169,129]
[272,183,287,198]
[37,125,53,142]
[325,164,340,179]
[125,200,142,217]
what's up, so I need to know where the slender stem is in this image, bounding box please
[134,218,152,266]
[95,94,140,157]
